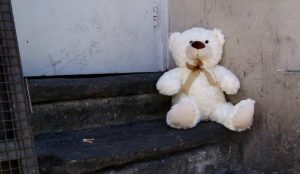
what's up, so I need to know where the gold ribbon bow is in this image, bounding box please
[182,59,220,95]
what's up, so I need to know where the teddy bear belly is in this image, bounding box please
[192,88,225,119]
[172,85,226,120]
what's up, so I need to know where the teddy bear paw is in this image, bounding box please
[156,79,181,96]
[166,99,200,129]
[231,99,255,131]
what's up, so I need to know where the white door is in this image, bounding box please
[11,0,168,76]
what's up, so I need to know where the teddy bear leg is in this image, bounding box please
[166,98,201,129]
[210,99,255,131]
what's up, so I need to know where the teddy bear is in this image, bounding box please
[156,27,255,132]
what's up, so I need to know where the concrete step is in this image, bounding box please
[28,73,163,103]
[32,94,171,135]
[29,73,171,135]
[101,149,260,174]
[35,119,234,174]
[100,144,255,174]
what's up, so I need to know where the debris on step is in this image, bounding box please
[82,138,95,144]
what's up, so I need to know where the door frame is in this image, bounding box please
[154,0,169,71]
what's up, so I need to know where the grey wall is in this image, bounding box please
[169,0,300,172]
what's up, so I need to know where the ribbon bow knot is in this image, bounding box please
[182,59,220,95]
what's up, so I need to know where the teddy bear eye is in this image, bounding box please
[205,40,209,44]
[189,41,193,44]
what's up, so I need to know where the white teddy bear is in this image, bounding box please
[156,27,255,132]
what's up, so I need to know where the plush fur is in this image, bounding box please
[156,27,255,131]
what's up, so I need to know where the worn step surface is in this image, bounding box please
[101,143,257,174]
[29,73,171,135]
[28,73,163,103]
[35,119,234,174]
[32,94,170,135]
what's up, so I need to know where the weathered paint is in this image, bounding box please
[169,0,300,172]
[12,0,167,76]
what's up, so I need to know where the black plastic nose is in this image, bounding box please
[191,41,205,49]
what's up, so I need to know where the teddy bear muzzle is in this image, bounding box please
[186,42,211,60]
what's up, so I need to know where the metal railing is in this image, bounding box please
[0,0,39,173]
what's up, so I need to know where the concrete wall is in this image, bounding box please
[169,0,300,172]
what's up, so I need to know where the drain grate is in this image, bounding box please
[0,0,39,173]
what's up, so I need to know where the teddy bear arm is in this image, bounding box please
[156,68,182,96]
[214,65,240,95]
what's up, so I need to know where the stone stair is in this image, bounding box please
[36,120,231,174]
[29,73,170,134]
[29,73,238,174]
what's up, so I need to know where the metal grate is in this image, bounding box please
[0,0,39,173]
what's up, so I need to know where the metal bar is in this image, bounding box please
[277,69,300,73]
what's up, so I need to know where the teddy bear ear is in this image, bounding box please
[213,28,225,45]
[168,32,181,50]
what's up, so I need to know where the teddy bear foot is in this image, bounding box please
[166,98,200,129]
[231,99,255,131]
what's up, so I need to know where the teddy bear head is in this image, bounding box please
[169,27,225,68]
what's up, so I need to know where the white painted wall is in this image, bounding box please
[12,0,168,76]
